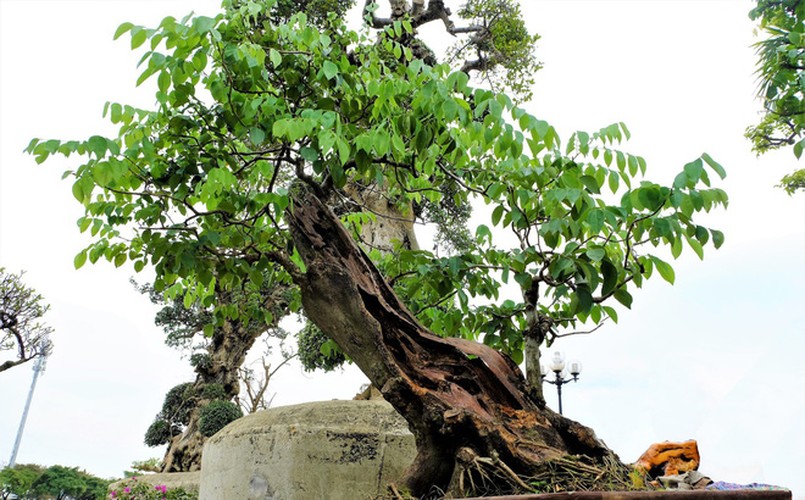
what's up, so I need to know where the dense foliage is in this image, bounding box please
[0,268,54,373]
[28,0,726,385]
[198,399,243,436]
[0,465,109,500]
[747,0,805,193]
[144,381,241,446]
[144,382,194,447]
[297,322,346,371]
[0,464,43,500]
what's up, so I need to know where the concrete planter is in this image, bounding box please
[199,399,416,500]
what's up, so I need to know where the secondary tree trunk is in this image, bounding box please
[160,318,258,472]
[286,185,625,496]
[161,290,289,472]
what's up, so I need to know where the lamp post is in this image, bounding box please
[541,352,582,415]
[9,335,49,467]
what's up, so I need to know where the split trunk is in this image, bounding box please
[286,186,627,496]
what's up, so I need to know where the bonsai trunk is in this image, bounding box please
[286,186,626,496]
[161,294,288,472]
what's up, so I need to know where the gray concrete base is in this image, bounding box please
[199,399,416,500]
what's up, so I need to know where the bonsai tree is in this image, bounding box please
[0,268,54,373]
[29,0,727,495]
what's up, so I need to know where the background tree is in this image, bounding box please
[29,0,727,495]
[0,463,43,500]
[747,0,805,193]
[0,268,54,373]
[136,279,293,472]
[30,465,108,500]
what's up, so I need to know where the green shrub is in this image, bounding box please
[161,382,195,425]
[200,383,227,401]
[198,400,242,437]
[144,419,173,447]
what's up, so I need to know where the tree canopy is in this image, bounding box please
[747,0,805,193]
[28,0,726,365]
[0,464,43,500]
[29,465,108,500]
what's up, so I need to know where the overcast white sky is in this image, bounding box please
[1,0,803,497]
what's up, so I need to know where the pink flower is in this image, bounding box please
[110,492,117,498]
[155,485,167,493]
[124,487,131,493]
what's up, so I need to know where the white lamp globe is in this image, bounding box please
[549,352,565,373]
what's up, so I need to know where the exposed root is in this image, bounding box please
[389,483,405,500]
[522,453,640,494]
[448,448,643,498]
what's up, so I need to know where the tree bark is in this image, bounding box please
[161,294,287,472]
[286,185,621,495]
[524,335,544,400]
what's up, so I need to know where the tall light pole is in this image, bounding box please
[9,336,49,467]
[541,352,582,415]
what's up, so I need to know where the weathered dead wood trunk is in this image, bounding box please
[286,186,622,495]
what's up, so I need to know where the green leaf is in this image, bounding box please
[683,158,704,182]
[601,260,618,296]
[336,138,350,165]
[158,71,171,93]
[576,285,593,313]
[794,139,804,160]
[651,256,675,284]
[686,235,704,260]
[637,187,662,211]
[586,210,604,233]
[87,135,108,158]
[585,246,605,262]
[269,48,282,67]
[193,16,216,34]
[130,28,147,49]
[514,272,531,289]
[673,171,689,189]
[711,229,725,249]
[671,237,683,259]
[491,205,505,226]
[249,127,266,145]
[300,146,318,162]
[701,153,726,179]
[613,288,633,309]
[603,305,618,323]
[74,251,87,269]
[608,171,619,193]
[114,22,134,40]
[323,60,338,80]
[579,175,600,194]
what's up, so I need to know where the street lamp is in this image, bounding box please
[541,352,582,415]
[9,334,50,467]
